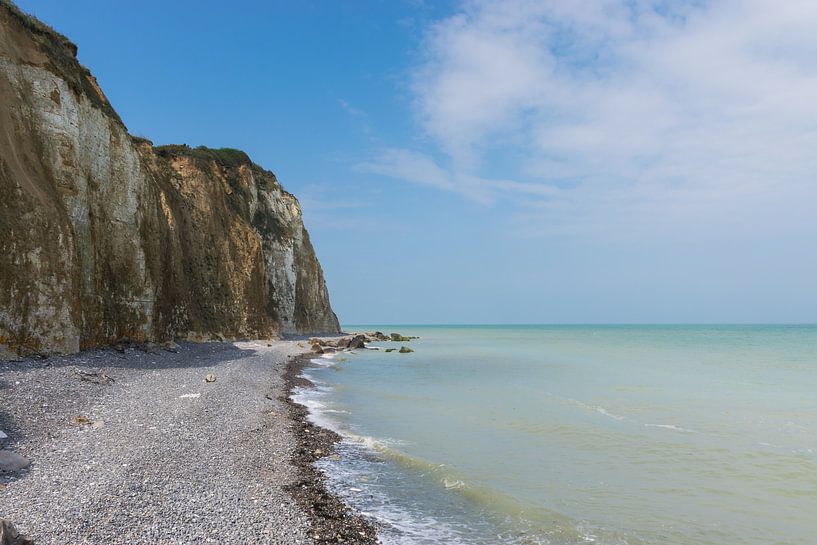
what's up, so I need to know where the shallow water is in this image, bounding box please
[293,325,817,544]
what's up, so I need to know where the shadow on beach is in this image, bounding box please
[0,341,262,457]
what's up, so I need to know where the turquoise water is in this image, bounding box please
[293,325,817,544]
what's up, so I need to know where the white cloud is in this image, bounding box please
[373,0,817,238]
[358,148,560,204]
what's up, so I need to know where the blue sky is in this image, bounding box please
[17,0,817,324]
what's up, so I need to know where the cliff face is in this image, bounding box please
[0,2,339,357]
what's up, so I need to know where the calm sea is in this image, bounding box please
[292,325,817,544]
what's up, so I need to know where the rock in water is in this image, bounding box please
[398,346,414,353]
[0,450,30,472]
[0,2,340,359]
[347,335,367,349]
[0,519,34,545]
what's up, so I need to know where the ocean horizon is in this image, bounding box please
[296,324,817,545]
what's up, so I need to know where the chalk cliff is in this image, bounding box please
[0,1,339,357]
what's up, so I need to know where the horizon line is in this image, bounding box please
[341,322,817,327]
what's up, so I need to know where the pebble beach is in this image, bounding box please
[0,339,375,544]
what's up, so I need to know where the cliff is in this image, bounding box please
[0,1,340,357]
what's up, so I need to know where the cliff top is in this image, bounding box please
[0,0,124,125]
[0,0,74,54]
[153,144,296,198]
[154,145,253,169]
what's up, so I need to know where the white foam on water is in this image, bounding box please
[342,431,411,452]
[644,423,697,433]
[595,406,627,421]
[443,478,465,490]
[562,396,630,422]
[310,355,336,367]
[560,393,700,434]
[316,450,478,545]
[290,385,342,432]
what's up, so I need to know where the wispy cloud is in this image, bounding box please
[370,0,817,238]
[338,98,368,118]
[358,148,561,204]
[338,97,380,143]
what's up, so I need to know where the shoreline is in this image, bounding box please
[283,353,379,544]
[0,338,378,544]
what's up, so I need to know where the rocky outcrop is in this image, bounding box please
[0,1,339,357]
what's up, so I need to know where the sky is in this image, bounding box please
[16,0,817,324]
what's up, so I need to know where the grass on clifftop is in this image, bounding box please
[154,145,252,169]
[1,0,75,54]
[1,0,124,125]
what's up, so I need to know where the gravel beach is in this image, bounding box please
[0,339,374,544]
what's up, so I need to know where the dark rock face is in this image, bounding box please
[0,2,339,357]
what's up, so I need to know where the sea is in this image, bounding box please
[291,325,817,545]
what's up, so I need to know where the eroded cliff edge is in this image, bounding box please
[0,1,340,357]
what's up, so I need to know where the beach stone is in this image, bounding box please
[73,415,92,426]
[205,374,217,383]
[76,370,114,385]
[311,343,324,354]
[347,335,367,349]
[0,431,7,443]
[0,451,30,472]
[162,341,181,353]
[398,346,414,354]
[0,519,34,545]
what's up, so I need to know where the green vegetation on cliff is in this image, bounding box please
[154,145,252,169]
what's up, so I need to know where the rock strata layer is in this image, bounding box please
[0,1,339,357]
